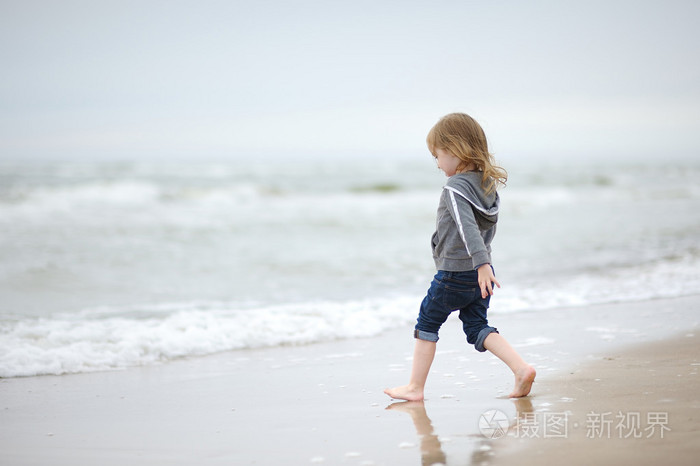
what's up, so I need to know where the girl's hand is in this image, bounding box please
[477,263,501,298]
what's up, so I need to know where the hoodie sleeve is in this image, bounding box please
[442,186,491,268]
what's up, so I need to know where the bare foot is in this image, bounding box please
[509,365,536,398]
[384,385,424,401]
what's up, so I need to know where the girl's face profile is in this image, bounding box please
[434,147,461,177]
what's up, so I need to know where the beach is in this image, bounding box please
[3,1,700,464]
[2,294,698,465]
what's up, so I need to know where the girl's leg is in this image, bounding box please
[482,332,536,397]
[384,338,436,401]
[386,272,451,401]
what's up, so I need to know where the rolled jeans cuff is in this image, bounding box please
[475,327,498,352]
[414,329,439,342]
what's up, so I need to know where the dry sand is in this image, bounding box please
[1,294,699,465]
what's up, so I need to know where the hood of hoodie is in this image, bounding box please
[444,172,499,228]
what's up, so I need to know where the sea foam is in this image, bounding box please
[0,296,418,378]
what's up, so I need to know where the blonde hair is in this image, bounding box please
[426,113,507,194]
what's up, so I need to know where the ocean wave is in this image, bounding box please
[2,252,699,378]
[0,296,418,378]
[0,177,429,213]
[4,160,699,217]
[2,181,263,207]
[495,254,700,313]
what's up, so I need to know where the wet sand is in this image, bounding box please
[486,331,700,465]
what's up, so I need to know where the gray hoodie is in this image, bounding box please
[431,171,499,271]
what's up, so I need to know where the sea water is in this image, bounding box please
[1,156,699,377]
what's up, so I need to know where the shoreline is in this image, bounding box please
[1,294,699,465]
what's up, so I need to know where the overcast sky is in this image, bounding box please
[1,0,699,162]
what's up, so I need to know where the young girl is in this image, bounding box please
[384,113,536,401]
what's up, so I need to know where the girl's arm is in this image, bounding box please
[443,188,501,298]
[442,188,491,268]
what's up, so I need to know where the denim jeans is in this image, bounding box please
[414,270,498,352]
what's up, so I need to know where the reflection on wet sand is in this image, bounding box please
[387,397,535,465]
[386,401,446,466]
